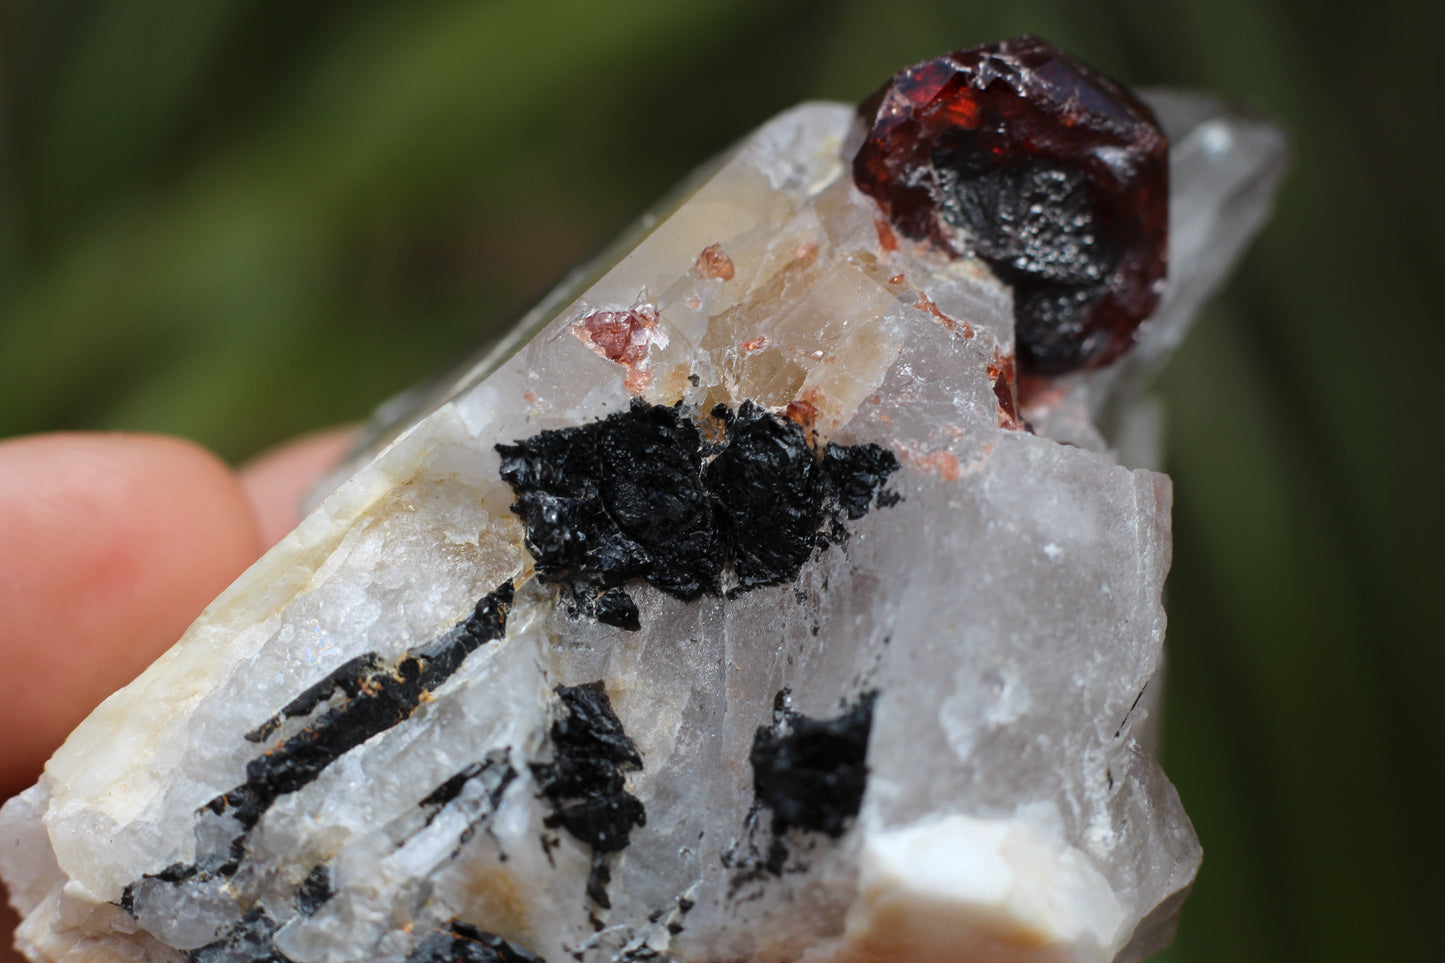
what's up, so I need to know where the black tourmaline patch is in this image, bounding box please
[124,581,516,945]
[703,401,822,593]
[295,864,333,916]
[821,443,905,521]
[417,751,518,851]
[497,399,899,629]
[420,754,515,822]
[404,920,545,963]
[530,682,645,908]
[213,581,514,834]
[751,690,878,839]
[189,908,290,963]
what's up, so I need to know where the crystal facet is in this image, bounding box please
[852,36,1169,374]
[0,42,1284,963]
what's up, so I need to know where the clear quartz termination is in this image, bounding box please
[0,57,1283,963]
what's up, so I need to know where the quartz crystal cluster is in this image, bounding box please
[0,37,1284,963]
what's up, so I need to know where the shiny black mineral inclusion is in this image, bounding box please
[497,400,899,631]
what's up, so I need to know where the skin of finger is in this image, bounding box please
[239,426,355,550]
[0,433,263,796]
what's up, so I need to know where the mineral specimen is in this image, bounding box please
[0,38,1284,963]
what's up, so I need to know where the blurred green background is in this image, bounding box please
[1,1,1440,960]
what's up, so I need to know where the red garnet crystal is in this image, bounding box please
[851,36,1168,375]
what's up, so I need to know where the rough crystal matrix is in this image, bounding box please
[0,38,1284,963]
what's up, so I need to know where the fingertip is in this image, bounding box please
[0,433,263,792]
[239,426,355,549]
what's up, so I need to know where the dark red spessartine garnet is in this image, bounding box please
[851,36,1168,375]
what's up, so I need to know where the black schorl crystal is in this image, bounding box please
[404,921,546,963]
[295,864,333,917]
[820,443,905,521]
[219,580,515,833]
[751,690,878,839]
[124,582,517,950]
[497,399,899,629]
[420,755,515,822]
[418,752,518,852]
[188,908,288,963]
[531,682,645,908]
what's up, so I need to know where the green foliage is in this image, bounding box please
[1,1,1439,959]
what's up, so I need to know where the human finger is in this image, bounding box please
[238,426,355,550]
[0,433,262,796]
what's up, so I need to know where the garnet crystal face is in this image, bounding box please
[852,35,1169,375]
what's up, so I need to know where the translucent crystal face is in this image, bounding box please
[0,44,1283,963]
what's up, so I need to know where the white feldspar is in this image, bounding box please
[1,93,1283,963]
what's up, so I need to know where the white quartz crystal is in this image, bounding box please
[0,93,1283,963]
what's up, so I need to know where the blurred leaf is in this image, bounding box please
[30,0,248,242]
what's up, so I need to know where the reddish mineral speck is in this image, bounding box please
[874,219,899,252]
[904,449,963,482]
[695,243,736,281]
[574,306,658,368]
[741,336,770,352]
[572,305,661,394]
[785,399,819,428]
[851,36,1168,376]
[987,352,1025,431]
[913,294,974,338]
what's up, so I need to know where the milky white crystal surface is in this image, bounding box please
[0,94,1283,963]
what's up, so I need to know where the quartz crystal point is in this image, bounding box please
[0,39,1284,963]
